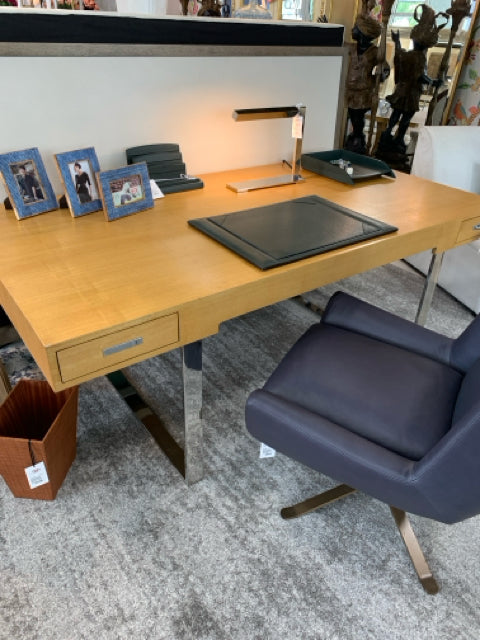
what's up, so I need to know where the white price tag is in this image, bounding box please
[292,114,303,139]
[150,179,164,199]
[25,461,49,490]
[259,443,276,458]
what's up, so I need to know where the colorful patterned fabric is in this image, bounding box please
[448,12,480,125]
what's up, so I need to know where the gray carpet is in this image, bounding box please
[0,262,478,640]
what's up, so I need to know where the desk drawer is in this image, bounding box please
[57,313,179,382]
[456,216,480,244]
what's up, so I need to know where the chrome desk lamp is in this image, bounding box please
[226,104,306,193]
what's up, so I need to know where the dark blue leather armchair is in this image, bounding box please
[245,292,480,594]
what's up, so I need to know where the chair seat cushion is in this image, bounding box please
[264,324,463,460]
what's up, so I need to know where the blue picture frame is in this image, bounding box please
[98,162,154,222]
[55,147,102,217]
[0,148,57,220]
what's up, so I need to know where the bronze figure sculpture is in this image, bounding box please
[366,0,396,154]
[378,4,444,158]
[344,0,385,155]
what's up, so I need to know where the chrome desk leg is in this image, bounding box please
[182,341,204,485]
[116,340,204,486]
[415,250,444,326]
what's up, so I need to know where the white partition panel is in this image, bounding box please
[0,54,343,198]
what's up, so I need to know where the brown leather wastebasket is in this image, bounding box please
[0,379,79,500]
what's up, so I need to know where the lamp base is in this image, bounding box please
[226,174,304,193]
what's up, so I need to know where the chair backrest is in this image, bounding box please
[418,352,480,523]
[411,126,480,193]
[451,313,480,372]
[449,314,480,433]
[417,315,480,523]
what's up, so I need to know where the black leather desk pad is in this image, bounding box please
[188,194,398,270]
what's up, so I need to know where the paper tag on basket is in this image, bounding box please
[25,461,49,490]
[292,114,303,139]
[259,443,276,458]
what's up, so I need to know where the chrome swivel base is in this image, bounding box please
[390,506,439,595]
[281,484,439,594]
[281,483,356,519]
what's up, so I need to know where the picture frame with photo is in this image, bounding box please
[97,162,154,222]
[55,147,102,217]
[0,148,57,220]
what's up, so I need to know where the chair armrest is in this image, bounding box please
[322,292,454,366]
[416,403,480,523]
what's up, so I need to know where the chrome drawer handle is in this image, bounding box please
[474,223,480,230]
[103,337,143,357]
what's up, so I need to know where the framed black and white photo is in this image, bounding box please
[55,147,102,217]
[97,162,153,222]
[0,148,57,220]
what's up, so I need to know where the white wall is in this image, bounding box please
[0,55,342,198]
[115,0,168,15]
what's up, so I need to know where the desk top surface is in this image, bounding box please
[1,163,478,389]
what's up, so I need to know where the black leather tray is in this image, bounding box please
[301,150,395,185]
[188,194,397,270]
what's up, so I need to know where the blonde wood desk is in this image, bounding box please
[1,163,480,483]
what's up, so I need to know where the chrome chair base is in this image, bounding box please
[281,483,356,519]
[390,506,439,595]
[281,484,439,595]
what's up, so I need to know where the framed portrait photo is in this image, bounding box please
[0,148,57,220]
[97,162,154,222]
[55,147,102,217]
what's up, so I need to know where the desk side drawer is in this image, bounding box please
[57,313,179,382]
[456,216,480,245]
